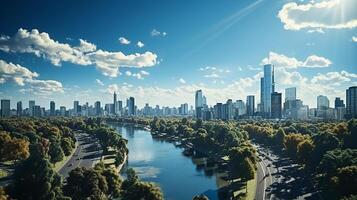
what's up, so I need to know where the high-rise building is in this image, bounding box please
[226,99,234,120]
[317,95,329,110]
[60,106,66,116]
[271,92,282,119]
[261,64,274,116]
[285,87,296,102]
[1,99,10,117]
[235,100,246,116]
[118,101,123,115]
[128,97,135,116]
[74,101,79,115]
[113,92,118,114]
[246,95,255,116]
[17,101,22,116]
[50,101,55,116]
[195,90,204,118]
[334,97,345,108]
[29,100,35,116]
[346,86,357,119]
[95,101,101,116]
[33,105,41,117]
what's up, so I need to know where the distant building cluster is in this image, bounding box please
[0,91,192,118]
[1,64,356,121]
[193,64,357,121]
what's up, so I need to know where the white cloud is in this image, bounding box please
[119,37,131,45]
[137,41,144,48]
[151,29,167,37]
[204,73,220,78]
[179,78,186,84]
[140,70,150,75]
[125,70,150,80]
[261,52,331,68]
[0,60,39,86]
[0,59,63,94]
[353,36,357,42]
[87,50,157,77]
[0,28,158,77]
[96,79,104,86]
[278,0,357,31]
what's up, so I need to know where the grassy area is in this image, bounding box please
[0,169,9,178]
[232,172,257,200]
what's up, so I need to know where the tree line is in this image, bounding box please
[241,119,357,199]
[0,117,164,200]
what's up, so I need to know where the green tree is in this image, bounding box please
[64,167,108,200]
[13,144,65,200]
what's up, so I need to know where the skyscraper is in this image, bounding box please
[334,97,345,108]
[60,106,66,116]
[29,100,35,116]
[128,97,135,116]
[1,99,10,117]
[17,101,22,116]
[195,90,203,118]
[74,101,79,115]
[317,95,329,110]
[246,95,255,116]
[285,87,296,102]
[113,92,118,114]
[346,86,357,119]
[50,101,55,116]
[95,101,101,116]
[271,92,282,119]
[261,64,274,116]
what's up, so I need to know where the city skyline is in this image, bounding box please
[0,0,356,108]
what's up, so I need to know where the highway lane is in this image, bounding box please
[255,145,276,200]
[58,131,102,180]
[254,143,320,200]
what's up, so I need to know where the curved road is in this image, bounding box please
[58,131,102,180]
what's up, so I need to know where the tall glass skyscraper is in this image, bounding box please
[261,64,275,116]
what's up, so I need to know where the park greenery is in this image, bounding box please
[0,117,163,200]
[108,117,357,200]
[241,119,357,199]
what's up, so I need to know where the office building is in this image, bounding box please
[334,97,345,108]
[271,92,282,119]
[1,99,10,117]
[128,97,135,116]
[74,101,79,115]
[29,100,35,116]
[317,95,329,110]
[285,87,296,101]
[113,92,118,114]
[33,105,41,117]
[17,101,22,116]
[95,101,101,116]
[346,86,357,119]
[60,106,66,116]
[246,95,255,116]
[50,101,55,116]
[261,64,275,117]
[235,100,246,116]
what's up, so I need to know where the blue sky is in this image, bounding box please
[0,0,356,109]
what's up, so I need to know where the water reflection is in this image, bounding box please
[110,123,228,200]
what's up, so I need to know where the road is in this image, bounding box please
[254,143,321,200]
[58,131,102,179]
[255,144,278,200]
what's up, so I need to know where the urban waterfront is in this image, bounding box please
[110,123,227,200]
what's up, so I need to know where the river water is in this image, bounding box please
[110,123,226,200]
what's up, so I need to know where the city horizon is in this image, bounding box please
[0,0,356,109]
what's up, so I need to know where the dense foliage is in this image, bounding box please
[241,119,357,199]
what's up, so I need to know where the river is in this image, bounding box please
[110,123,228,200]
